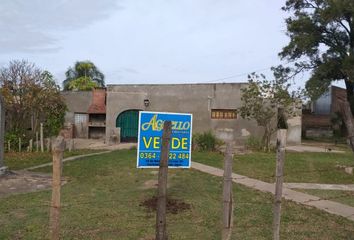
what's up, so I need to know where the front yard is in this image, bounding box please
[193,151,354,184]
[1,150,354,239]
[4,149,103,170]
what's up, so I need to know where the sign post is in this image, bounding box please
[137,111,192,240]
[137,111,192,168]
[156,121,172,240]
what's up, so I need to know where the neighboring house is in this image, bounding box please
[61,88,106,139]
[61,83,302,145]
[302,85,346,138]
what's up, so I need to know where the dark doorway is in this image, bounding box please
[116,110,140,142]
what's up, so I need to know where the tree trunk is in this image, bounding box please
[339,99,354,153]
[262,129,268,152]
[345,80,354,114]
[343,79,354,153]
[263,125,272,152]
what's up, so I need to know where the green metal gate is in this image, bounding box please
[116,110,139,142]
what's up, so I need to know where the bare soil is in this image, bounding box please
[0,170,67,198]
[140,196,191,214]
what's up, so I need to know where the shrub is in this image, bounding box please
[193,131,222,152]
[245,135,263,151]
[5,130,21,152]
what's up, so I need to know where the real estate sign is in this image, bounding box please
[137,111,192,168]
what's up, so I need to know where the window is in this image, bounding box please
[74,113,88,124]
[211,109,237,119]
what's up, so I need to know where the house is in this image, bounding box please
[61,83,302,145]
[302,85,346,138]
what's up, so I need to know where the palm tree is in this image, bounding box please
[63,61,105,90]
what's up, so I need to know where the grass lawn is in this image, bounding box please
[193,151,354,184]
[4,149,103,170]
[1,150,354,239]
[296,189,354,208]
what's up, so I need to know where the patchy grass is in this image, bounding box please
[0,150,354,239]
[4,149,103,170]
[302,138,348,147]
[296,189,354,208]
[301,139,351,152]
[192,151,354,184]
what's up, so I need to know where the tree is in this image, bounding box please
[63,61,105,90]
[280,0,354,107]
[67,76,98,91]
[0,60,66,141]
[39,71,67,137]
[238,72,300,151]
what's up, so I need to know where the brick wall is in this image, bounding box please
[87,88,106,114]
[331,86,347,114]
[302,114,332,129]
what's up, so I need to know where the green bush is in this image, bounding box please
[5,130,21,152]
[245,135,263,151]
[193,131,222,152]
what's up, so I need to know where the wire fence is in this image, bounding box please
[1,141,354,239]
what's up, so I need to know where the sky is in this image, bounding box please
[0,0,309,87]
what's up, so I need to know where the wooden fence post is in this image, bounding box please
[40,123,44,152]
[49,136,65,240]
[46,138,49,152]
[222,141,234,240]
[36,131,39,152]
[18,138,21,152]
[68,139,74,152]
[0,94,4,168]
[29,139,33,152]
[8,140,10,152]
[156,121,172,240]
[273,129,287,240]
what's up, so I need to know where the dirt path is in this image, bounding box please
[0,171,67,198]
[0,143,136,198]
[286,145,345,153]
[71,139,136,151]
[0,149,119,198]
[192,161,354,221]
[284,183,354,191]
[24,150,113,171]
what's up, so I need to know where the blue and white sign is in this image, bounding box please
[137,111,192,168]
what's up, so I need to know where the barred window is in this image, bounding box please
[211,109,237,119]
[74,113,88,124]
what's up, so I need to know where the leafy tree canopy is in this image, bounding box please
[239,72,301,151]
[67,76,98,91]
[63,60,105,91]
[0,60,66,139]
[280,0,354,106]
